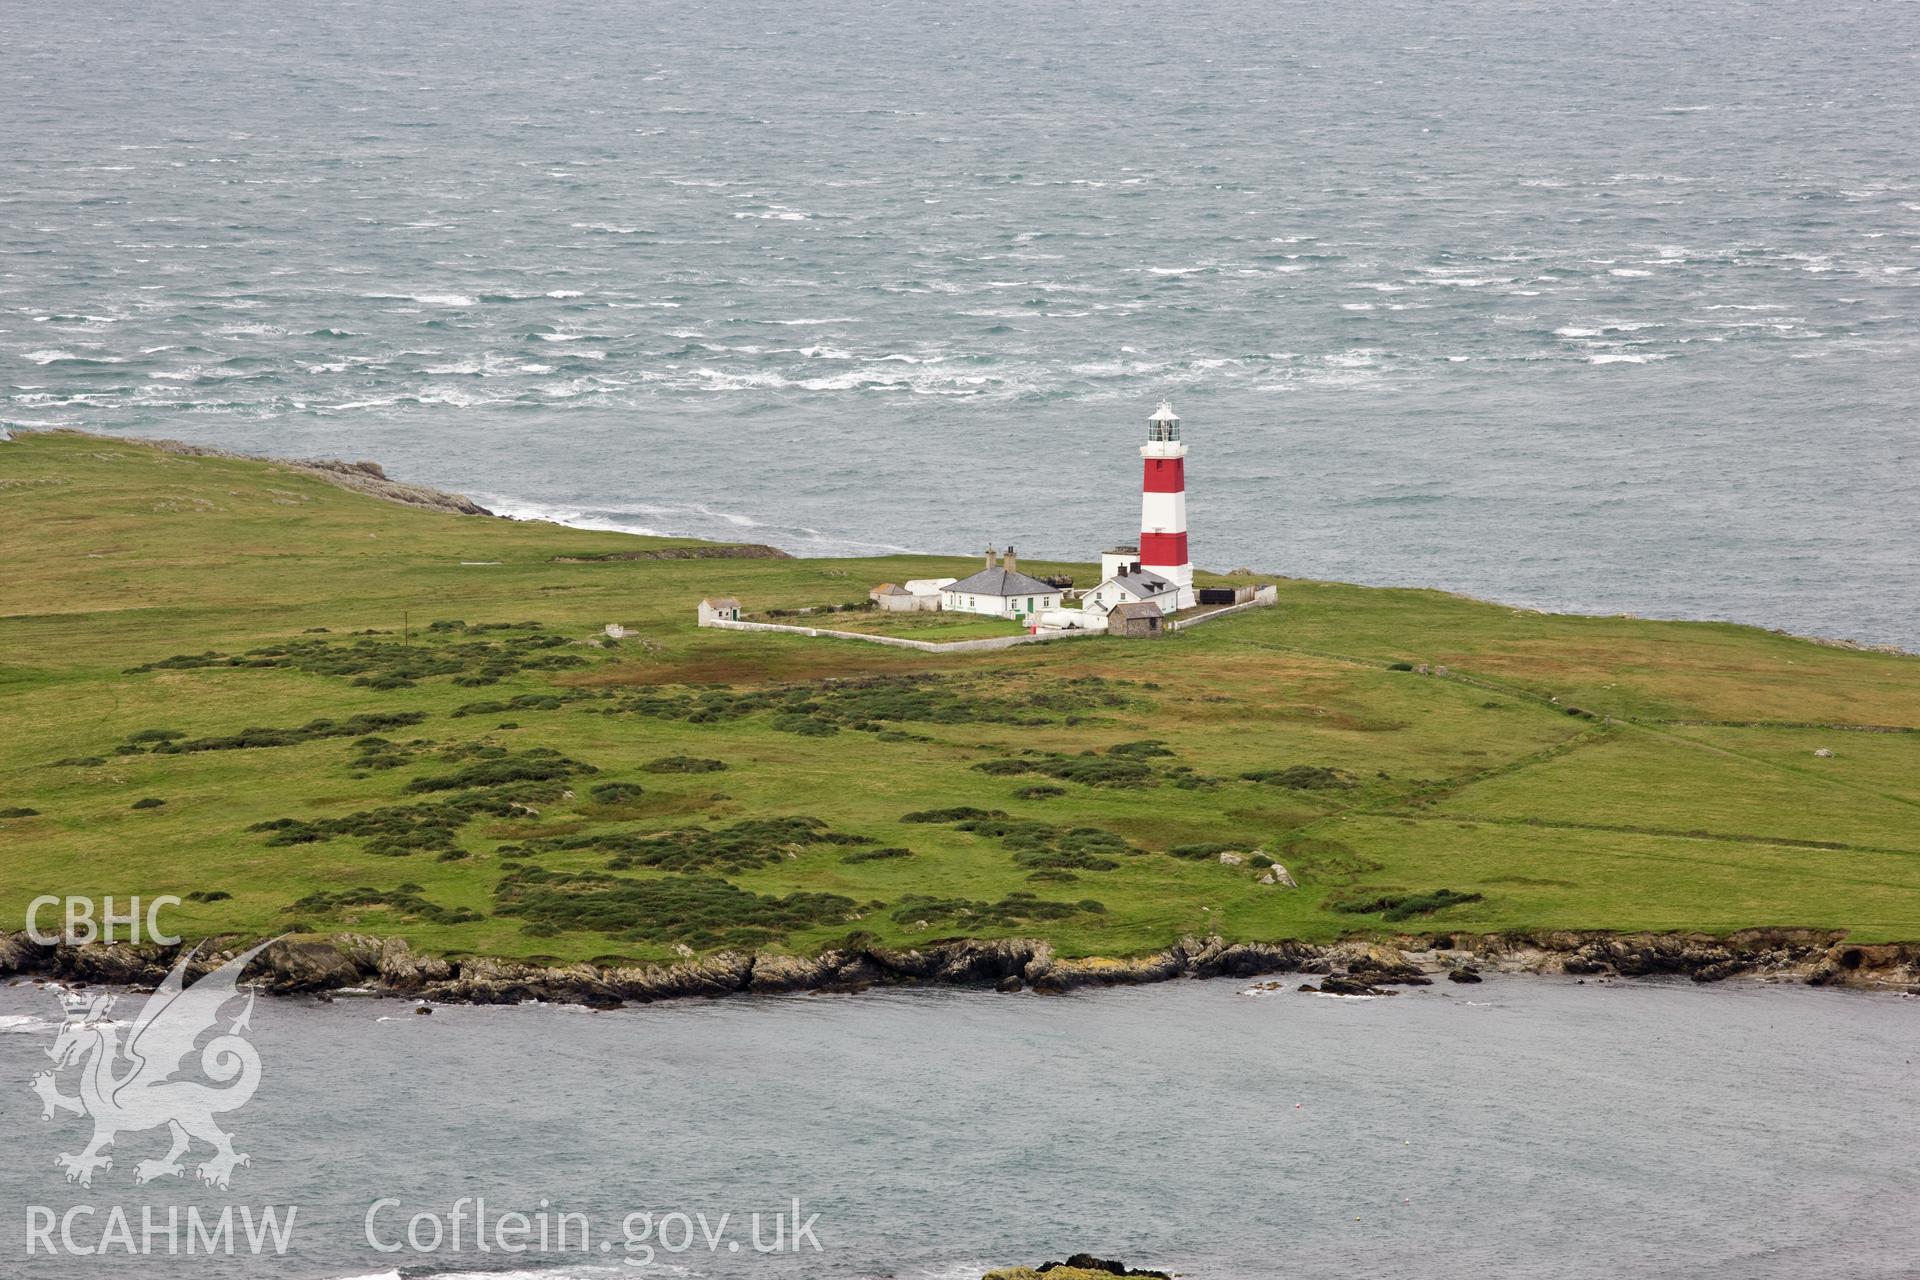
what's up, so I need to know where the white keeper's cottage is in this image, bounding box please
[941,546,1064,620]
[1081,564,1181,618]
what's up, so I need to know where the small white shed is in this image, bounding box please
[697,597,742,625]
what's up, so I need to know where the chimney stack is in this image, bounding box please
[984,543,996,570]
[1003,545,1017,574]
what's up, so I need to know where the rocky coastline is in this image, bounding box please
[4,927,1917,1008]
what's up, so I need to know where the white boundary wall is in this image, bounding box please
[700,585,1276,650]
[699,616,1103,654]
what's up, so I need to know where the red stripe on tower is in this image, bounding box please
[1142,457,1185,493]
[1139,531,1188,565]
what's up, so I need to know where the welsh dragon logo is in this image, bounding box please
[29,940,273,1190]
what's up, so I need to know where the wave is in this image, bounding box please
[20,350,125,365]
[0,1013,57,1035]
[361,293,479,307]
[1554,323,1663,338]
[472,494,913,557]
[474,498,673,537]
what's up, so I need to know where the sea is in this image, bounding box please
[2,0,1917,646]
[1,976,1916,1280]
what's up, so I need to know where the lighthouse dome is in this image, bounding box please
[1147,400,1180,441]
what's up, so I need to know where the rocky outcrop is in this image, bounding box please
[550,544,792,562]
[253,939,367,993]
[986,1256,1172,1280]
[0,932,52,977]
[4,927,1915,1007]
[1302,975,1395,997]
[290,457,493,516]
[1323,940,1429,984]
[14,430,497,517]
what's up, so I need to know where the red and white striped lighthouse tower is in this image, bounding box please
[1139,400,1195,609]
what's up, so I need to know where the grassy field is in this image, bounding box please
[791,610,1031,640]
[2,430,1917,969]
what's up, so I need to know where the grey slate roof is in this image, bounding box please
[944,566,1063,598]
[1111,600,1164,619]
[1110,569,1173,599]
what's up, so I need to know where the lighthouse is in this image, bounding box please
[1139,400,1195,609]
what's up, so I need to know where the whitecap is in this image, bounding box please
[546,289,584,298]
[22,349,122,365]
[0,1014,56,1035]
[472,498,671,538]
[1324,350,1380,368]
[362,292,477,306]
[418,387,499,408]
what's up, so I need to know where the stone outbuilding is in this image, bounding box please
[1108,600,1165,638]
[697,597,741,625]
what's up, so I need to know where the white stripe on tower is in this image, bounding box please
[1140,490,1186,533]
